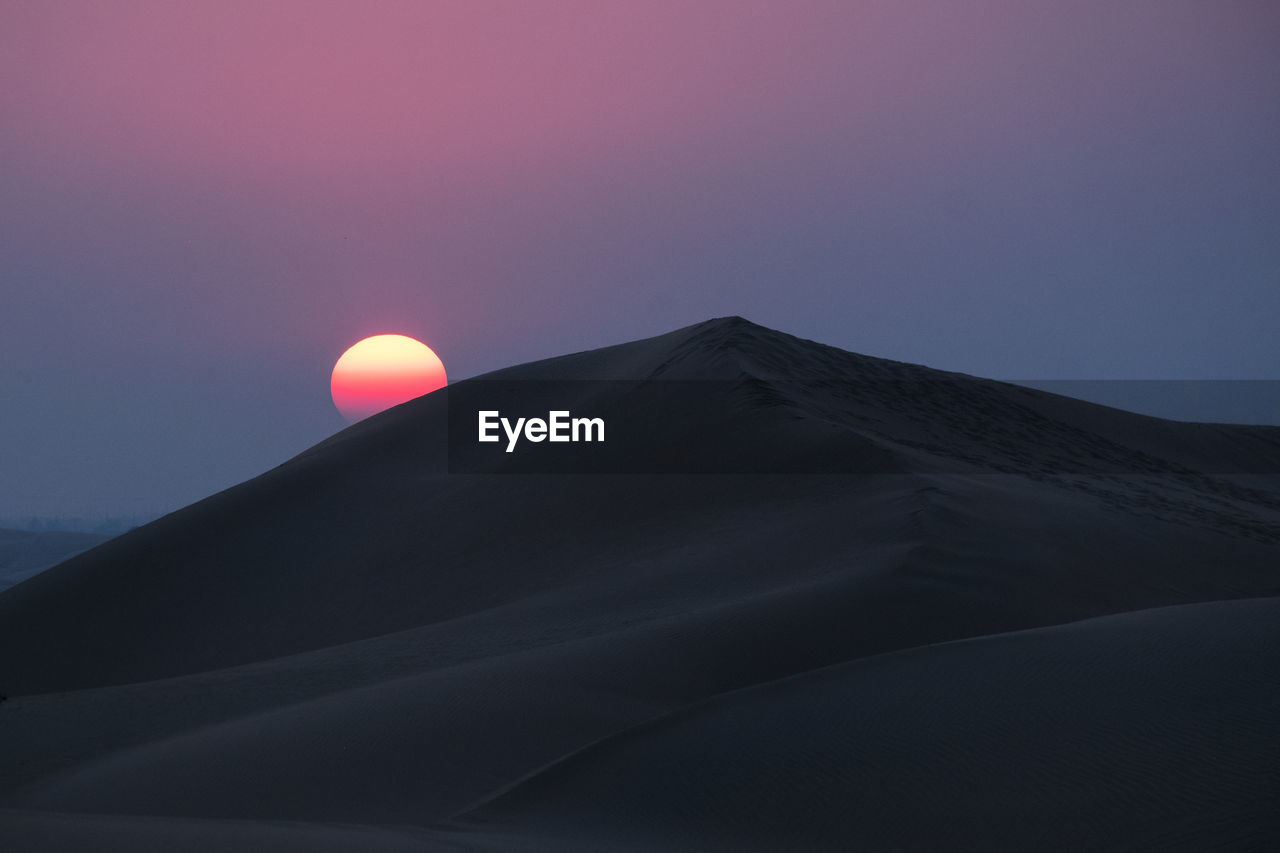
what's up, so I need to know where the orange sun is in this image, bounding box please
[331,334,447,422]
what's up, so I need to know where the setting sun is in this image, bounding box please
[330,334,447,422]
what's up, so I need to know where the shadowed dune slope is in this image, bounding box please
[1,317,1277,850]
[455,596,1280,852]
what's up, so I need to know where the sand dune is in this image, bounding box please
[460,596,1280,852]
[2,318,1277,850]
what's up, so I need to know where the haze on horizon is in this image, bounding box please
[2,0,1278,516]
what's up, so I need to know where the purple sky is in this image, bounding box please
[3,1,1279,516]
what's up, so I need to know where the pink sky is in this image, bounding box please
[3,1,1278,513]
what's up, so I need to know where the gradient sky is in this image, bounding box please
[3,1,1279,516]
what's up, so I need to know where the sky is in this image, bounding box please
[2,0,1279,516]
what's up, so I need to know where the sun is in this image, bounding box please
[331,334,447,422]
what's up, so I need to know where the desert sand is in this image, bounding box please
[2,318,1277,850]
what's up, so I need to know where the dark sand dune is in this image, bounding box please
[459,596,1280,852]
[2,318,1277,850]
